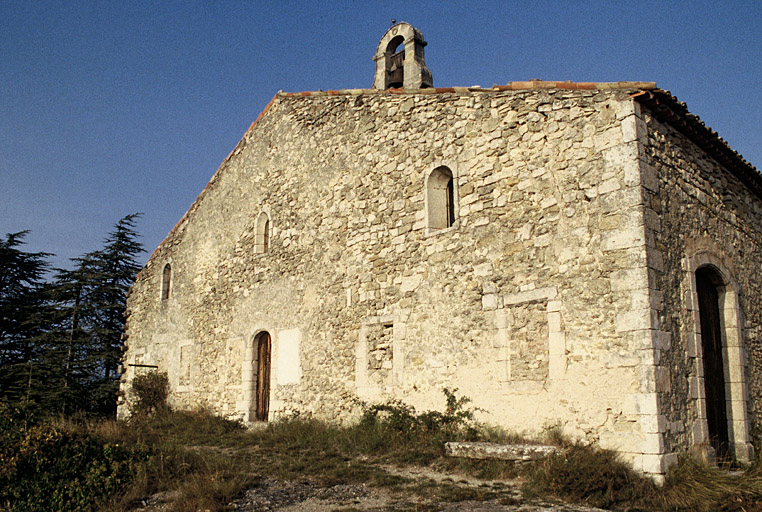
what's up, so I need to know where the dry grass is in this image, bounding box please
[6,401,762,511]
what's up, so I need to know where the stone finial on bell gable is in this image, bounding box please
[372,22,433,90]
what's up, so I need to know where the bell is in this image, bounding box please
[387,67,404,88]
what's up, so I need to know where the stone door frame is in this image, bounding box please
[684,250,753,462]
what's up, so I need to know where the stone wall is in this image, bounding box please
[121,86,674,475]
[638,103,759,462]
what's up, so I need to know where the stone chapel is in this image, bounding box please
[119,23,762,479]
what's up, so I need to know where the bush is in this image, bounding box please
[0,420,146,511]
[356,387,483,467]
[359,388,480,440]
[130,371,169,416]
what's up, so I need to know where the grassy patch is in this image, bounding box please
[5,393,762,511]
[655,456,762,512]
[523,441,658,509]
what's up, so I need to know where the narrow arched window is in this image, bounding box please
[263,219,270,253]
[427,166,456,230]
[161,263,171,300]
[255,212,271,254]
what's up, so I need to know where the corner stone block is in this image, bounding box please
[603,142,639,173]
[615,98,637,120]
[647,249,664,271]
[636,392,660,416]
[641,164,660,193]
[642,432,665,454]
[610,268,649,292]
[641,453,669,475]
[599,431,645,453]
[640,414,668,433]
[656,330,672,350]
[626,329,657,351]
[616,309,653,333]
[621,116,638,143]
[601,226,646,252]
[654,366,671,393]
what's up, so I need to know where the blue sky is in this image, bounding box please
[2,1,761,269]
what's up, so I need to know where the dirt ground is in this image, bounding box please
[133,464,606,512]
[227,477,605,511]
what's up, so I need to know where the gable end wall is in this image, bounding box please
[120,88,673,473]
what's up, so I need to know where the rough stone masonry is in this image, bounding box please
[119,23,761,480]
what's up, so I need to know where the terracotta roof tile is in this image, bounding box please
[632,88,761,197]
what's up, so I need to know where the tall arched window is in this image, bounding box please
[426,166,456,230]
[161,263,171,301]
[255,212,271,254]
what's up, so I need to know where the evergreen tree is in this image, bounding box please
[0,232,52,417]
[0,216,143,417]
[85,214,144,414]
[42,253,101,414]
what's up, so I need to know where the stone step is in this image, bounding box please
[445,441,558,462]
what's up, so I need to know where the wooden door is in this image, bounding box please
[696,268,730,460]
[256,332,271,421]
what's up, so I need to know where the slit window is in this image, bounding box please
[255,212,271,254]
[161,263,171,301]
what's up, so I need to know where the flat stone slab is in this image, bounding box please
[445,441,558,462]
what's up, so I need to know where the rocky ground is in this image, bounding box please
[226,477,604,511]
[132,464,606,512]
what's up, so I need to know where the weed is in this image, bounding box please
[356,387,483,467]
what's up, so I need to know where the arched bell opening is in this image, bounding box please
[386,35,405,88]
[372,22,432,90]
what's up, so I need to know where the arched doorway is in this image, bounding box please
[696,266,730,460]
[254,331,272,421]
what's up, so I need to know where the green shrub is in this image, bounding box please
[0,421,147,511]
[359,388,480,440]
[130,371,170,416]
